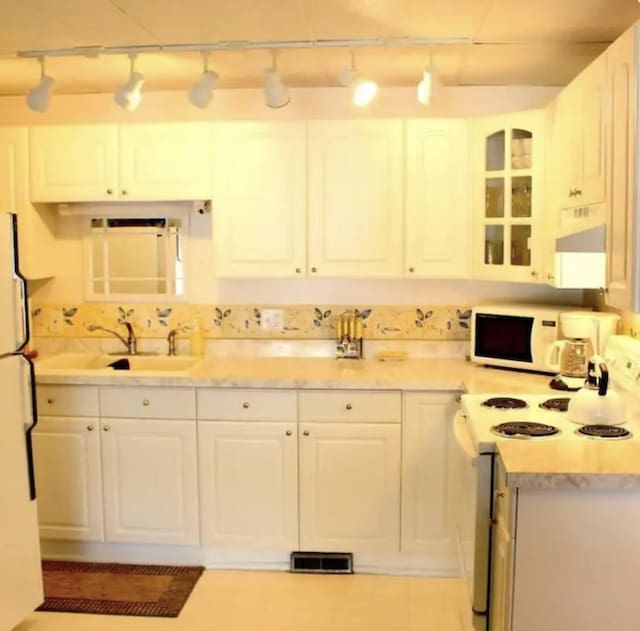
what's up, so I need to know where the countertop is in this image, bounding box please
[498,440,640,490]
[35,355,556,394]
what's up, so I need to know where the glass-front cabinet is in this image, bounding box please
[473,111,545,282]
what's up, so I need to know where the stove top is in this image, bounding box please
[576,425,633,440]
[539,397,571,412]
[482,397,528,410]
[491,421,560,438]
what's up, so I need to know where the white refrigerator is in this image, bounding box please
[0,213,43,630]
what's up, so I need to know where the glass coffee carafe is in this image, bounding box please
[559,338,595,378]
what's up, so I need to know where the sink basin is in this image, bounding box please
[37,353,201,373]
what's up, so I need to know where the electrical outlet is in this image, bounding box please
[261,309,285,332]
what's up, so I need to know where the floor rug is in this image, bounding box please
[37,560,204,617]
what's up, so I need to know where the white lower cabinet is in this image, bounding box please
[298,422,401,553]
[401,393,457,557]
[33,416,104,542]
[101,418,199,546]
[198,421,298,550]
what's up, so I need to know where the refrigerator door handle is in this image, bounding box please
[11,214,30,352]
[21,354,38,501]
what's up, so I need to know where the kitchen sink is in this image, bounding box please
[36,353,202,373]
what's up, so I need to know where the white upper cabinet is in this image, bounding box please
[30,123,212,202]
[30,125,119,202]
[308,120,404,277]
[472,110,546,283]
[605,26,637,311]
[0,127,55,279]
[405,119,471,278]
[212,122,306,278]
[119,123,212,200]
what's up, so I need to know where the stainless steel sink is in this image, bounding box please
[36,353,202,373]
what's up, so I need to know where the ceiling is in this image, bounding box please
[0,0,639,96]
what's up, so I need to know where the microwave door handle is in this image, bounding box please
[453,413,478,464]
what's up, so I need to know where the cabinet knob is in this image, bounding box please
[87,424,95,432]
[242,402,250,409]
[103,425,111,432]
[121,189,128,196]
[495,490,505,499]
[286,430,293,436]
[46,398,55,405]
[575,189,582,197]
[295,268,302,274]
[311,267,317,273]
[599,287,608,296]
[409,267,415,273]
[107,188,113,195]
[455,394,461,403]
[345,403,352,410]
[303,430,310,436]
[530,271,538,278]
[142,399,150,407]
[547,273,555,281]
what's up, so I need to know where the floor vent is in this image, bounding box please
[290,551,353,574]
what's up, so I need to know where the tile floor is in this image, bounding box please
[15,571,472,631]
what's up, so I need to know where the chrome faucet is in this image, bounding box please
[167,329,179,356]
[88,321,138,355]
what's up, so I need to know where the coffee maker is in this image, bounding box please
[547,311,620,391]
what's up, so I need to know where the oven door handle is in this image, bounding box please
[453,412,478,463]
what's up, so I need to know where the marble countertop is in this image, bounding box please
[498,440,640,490]
[34,355,555,394]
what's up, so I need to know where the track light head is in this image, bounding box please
[26,57,54,113]
[417,69,433,105]
[264,51,290,109]
[189,52,218,108]
[115,54,144,111]
[339,50,377,107]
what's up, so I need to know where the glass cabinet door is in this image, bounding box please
[480,122,536,276]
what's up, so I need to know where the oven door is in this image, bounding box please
[451,411,493,631]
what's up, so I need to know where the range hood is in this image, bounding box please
[552,225,606,289]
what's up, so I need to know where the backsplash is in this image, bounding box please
[31,303,472,341]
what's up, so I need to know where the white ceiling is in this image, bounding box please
[0,0,639,95]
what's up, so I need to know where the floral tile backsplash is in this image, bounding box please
[31,303,472,341]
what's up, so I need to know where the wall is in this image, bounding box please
[19,85,586,342]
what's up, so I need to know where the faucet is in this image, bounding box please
[167,329,179,356]
[88,321,138,355]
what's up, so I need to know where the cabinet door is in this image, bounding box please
[101,418,199,545]
[401,393,456,557]
[198,421,298,550]
[212,122,306,277]
[552,89,579,211]
[32,416,104,541]
[405,120,471,278]
[579,55,607,206]
[299,422,401,552]
[473,111,545,283]
[489,519,515,631]
[30,125,119,202]
[308,120,404,277]
[0,127,55,279]
[605,28,637,311]
[119,123,213,200]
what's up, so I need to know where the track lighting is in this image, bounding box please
[26,57,54,113]
[417,53,437,105]
[264,50,290,109]
[189,52,218,108]
[114,53,144,111]
[339,50,377,107]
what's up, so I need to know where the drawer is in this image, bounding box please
[197,389,297,422]
[298,390,401,423]
[36,385,99,417]
[99,387,196,419]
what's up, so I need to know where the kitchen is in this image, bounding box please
[1,2,640,631]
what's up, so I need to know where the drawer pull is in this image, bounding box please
[286,430,292,436]
[242,402,250,409]
[495,491,505,499]
[47,398,55,405]
[103,425,111,432]
[142,399,150,407]
[87,424,95,432]
[345,403,352,410]
[455,394,461,403]
[303,430,310,436]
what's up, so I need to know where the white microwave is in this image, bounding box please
[470,305,573,374]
